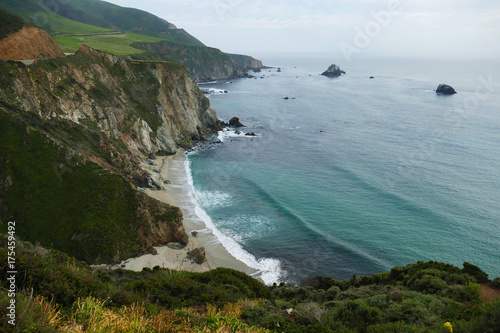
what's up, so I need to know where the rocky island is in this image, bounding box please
[321,64,346,77]
[436,83,457,94]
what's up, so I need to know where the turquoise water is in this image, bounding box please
[190,55,500,284]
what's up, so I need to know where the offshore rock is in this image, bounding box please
[229,117,246,127]
[321,64,346,78]
[436,84,457,94]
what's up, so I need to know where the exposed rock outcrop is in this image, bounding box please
[227,53,263,70]
[229,117,245,127]
[0,45,222,264]
[0,26,65,60]
[187,247,206,264]
[436,84,457,95]
[0,45,219,168]
[321,64,346,78]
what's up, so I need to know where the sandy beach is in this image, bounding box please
[110,150,259,278]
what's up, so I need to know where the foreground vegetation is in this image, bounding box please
[1,237,499,332]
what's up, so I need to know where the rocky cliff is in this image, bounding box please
[227,53,263,70]
[131,41,263,82]
[0,45,220,263]
[1,45,219,160]
[0,26,64,60]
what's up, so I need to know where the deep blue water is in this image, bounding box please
[190,55,500,284]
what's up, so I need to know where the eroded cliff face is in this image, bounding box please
[0,26,64,60]
[1,45,219,171]
[0,45,219,263]
[228,53,264,70]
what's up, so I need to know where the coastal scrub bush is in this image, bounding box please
[190,267,271,299]
[301,275,340,290]
[294,302,332,326]
[413,275,448,294]
[368,321,427,333]
[2,240,498,332]
[462,262,489,283]
[334,299,382,333]
[0,110,151,264]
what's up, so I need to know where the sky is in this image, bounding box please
[104,0,500,59]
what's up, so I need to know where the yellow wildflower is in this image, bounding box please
[444,322,453,333]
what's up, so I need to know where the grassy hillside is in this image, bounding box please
[0,2,261,80]
[1,242,499,332]
[0,0,204,46]
[0,0,111,35]
[53,31,165,54]
[131,40,247,82]
[43,14,115,35]
[0,8,34,39]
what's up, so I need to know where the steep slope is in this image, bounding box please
[131,40,246,82]
[0,8,64,60]
[132,40,264,82]
[0,45,219,157]
[0,26,65,60]
[0,0,204,46]
[227,53,264,70]
[0,1,264,81]
[0,45,220,263]
[0,7,33,39]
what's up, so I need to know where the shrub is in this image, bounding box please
[191,268,271,299]
[294,302,331,326]
[301,276,340,290]
[413,276,448,294]
[368,321,426,333]
[462,262,489,283]
[335,300,382,333]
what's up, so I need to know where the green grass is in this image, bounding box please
[48,15,115,35]
[54,31,166,55]
[0,0,204,45]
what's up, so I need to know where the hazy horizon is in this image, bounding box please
[103,0,500,61]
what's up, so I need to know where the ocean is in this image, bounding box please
[190,55,500,285]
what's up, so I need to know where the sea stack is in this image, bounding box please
[321,64,346,78]
[436,84,457,95]
[229,117,246,127]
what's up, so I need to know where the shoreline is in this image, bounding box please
[110,150,260,279]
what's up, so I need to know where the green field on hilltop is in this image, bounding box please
[54,31,166,55]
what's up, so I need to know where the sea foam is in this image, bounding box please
[217,128,260,142]
[184,158,283,285]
